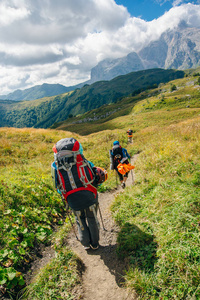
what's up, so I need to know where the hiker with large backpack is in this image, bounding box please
[110,140,134,188]
[51,137,108,250]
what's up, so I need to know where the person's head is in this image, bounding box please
[113,140,119,146]
[95,167,108,184]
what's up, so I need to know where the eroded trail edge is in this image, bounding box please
[67,157,137,300]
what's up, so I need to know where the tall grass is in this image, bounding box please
[111,117,200,299]
[0,128,81,297]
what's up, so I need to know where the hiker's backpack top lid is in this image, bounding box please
[53,137,80,155]
[112,144,123,158]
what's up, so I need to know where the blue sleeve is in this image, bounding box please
[57,189,62,195]
[123,148,130,159]
[88,161,95,168]
[52,161,57,169]
[52,162,62,194]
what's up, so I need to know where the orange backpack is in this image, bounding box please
[117,163,135,175]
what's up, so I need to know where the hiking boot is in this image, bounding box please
[121,182,126,189]
[83,246,90,250]
[90,244,99,250]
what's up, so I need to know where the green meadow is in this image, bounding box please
[0,73,200,299]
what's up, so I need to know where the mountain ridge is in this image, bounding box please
[0,82,86,102]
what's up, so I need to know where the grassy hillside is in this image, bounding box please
[0,72,200,299]
[0,68,184,129]
[53,72,200,135]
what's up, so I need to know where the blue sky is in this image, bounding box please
[0,0,200,95]
[115,0,200,20]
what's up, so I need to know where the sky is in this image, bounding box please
[0,0,200,95]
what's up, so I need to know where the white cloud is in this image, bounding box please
[172,0,183,6]
[172,0,184,6]
[0,0,200,95]
[0,2,30,26]
[154,0,171,5]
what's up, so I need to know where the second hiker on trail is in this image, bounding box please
[51,137,108,251]
[110,140,134,189]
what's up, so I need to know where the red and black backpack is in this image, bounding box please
[53,138,97,202]
[112,144,123,166]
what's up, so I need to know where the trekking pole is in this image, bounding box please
[115,171,118,187]
[131,169,134,185]
[98,204,106,231]
[66,209,79,241]
[61,195,79,240]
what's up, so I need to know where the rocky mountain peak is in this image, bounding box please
[90,25,200,82]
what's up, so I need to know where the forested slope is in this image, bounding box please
[0,68,184,129]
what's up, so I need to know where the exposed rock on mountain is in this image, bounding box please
[138,36,168,69]
[90,52,144,82]
[140,24,200,70]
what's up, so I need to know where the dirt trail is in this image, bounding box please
[24,157,137,300]
[67,157,137,300]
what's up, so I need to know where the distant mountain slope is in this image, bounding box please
[90,52,144,82]
[0,82,85,101]
[0,68,184,129]
[90,24,200,82]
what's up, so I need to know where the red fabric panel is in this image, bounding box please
[87,167,93,181]
[76,154,82,163]
[52,145,57,153]
[72,140,80,151]
[63,185,97,200]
